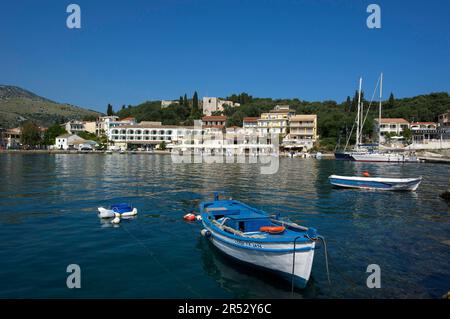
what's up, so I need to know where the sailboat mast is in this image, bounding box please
[379,73,383,144]
[356,77,362,147]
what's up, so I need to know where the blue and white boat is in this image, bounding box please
[329,175,422,191]
[97,203,138,218]
[199,194,323,288]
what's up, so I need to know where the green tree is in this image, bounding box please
[20,122,42,148]
[159,141,167,150]
[402,127,412,143]
[183,94,189,108]
[345,96,351,113]
[191,91,200,118]
[107,104,114,116]
[388,93,395,108]
[43,123,67,145]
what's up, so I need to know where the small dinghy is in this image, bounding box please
[199,193,326,289]
[97,203,138,218]
[329,174,422,191]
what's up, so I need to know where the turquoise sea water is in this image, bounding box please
[0,153,449,298]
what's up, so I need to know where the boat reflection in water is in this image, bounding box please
[196,237,319,298]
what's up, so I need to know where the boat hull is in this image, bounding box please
[334,152,354,161]
[351,153,419,163]
[329,175,422,191]
[202,224,315,288]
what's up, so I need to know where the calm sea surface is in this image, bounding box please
[0,153,449,298]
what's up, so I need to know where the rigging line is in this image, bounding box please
[360,76,381,134]
[119,222,203,298]
[344,118,357,151]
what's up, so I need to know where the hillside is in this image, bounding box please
[116,91,450,149]
[0,85,102,128]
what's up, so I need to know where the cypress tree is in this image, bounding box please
[192,91,199,117]
[388,93,395,107]
[107,104,114,116]
[183,94,188,108]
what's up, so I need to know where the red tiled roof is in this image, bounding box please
[411,122,436,125]
[120,117,135,121]
[202,116,227,121]
[243,117,259,122]
[377,118,409,124]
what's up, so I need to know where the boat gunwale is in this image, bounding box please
[200,200,313,244]
[329,174,422,184]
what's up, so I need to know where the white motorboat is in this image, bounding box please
[329,174,422,191]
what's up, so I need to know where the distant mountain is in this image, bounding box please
[0,85,103,128]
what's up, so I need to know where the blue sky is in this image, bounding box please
[1,0,449,112]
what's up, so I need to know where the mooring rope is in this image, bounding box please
[317,235,331,285]
[119,221,203,298]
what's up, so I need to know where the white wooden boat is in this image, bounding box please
[329,175,422,191]
[200,194,326,288]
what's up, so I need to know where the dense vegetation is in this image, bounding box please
[115,91,202,125]
[114,91,450,150]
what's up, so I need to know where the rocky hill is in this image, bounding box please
[0,85,102,128]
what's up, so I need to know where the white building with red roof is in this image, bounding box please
[374,118,410,142]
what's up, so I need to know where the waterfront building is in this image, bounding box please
[96,116,136,139]
[171,125,275,156]
[161,100,180,108]
[202,97,240,116]
[4,127,21,149]
[282,114,317,151]
[63,120,86,134]
[96,116,119,136]
[83,121,96,134]
[108,123,195,150]
[410,122,441,143]
[201,115,227,128]
[438,110,450,139]
[374,118,410,143]
[54,134,86,150]
[243,117,259,129]
[63,120,97,135]
[257,105,295,135]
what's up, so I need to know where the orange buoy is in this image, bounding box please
[362,171,370,177]
[259,226,286,234]
[183,213,196,222]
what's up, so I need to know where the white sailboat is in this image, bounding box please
[349,74,419,163]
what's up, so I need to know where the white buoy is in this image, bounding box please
[111,216,121,224]
[97,207,116,218]
[196,215,202,221]
[120,208,138,217]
